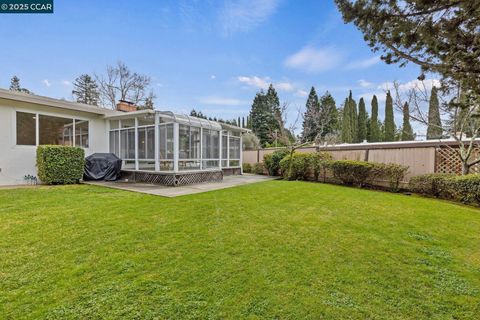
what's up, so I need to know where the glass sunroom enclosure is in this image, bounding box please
[106,110,245,173]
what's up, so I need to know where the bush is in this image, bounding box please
[328,160,374,187]
[263,149,290,176]
[408,173,455,198]
[36,145,85,185]
[279,152,332,181]
[242,163,252,173]
[372,163,409,192]
[445,174,480,205]
[252,163,265,175]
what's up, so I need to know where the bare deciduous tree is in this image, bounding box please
[96,61,151,108]
[392,80,480,174]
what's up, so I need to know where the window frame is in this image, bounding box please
[14,109,90,149]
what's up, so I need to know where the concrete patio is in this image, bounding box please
[86,174,276,197]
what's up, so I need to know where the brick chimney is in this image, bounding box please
[116,100,137,112]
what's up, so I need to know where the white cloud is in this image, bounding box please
[62,80,72,86]
[295,89,309,97]
[284,46,342,73]
[219,0,280,35]
[42,79,51,87]
[156,83,164,87]
[237,76,270,90]
[237,76,295,92]
[276,81,294,92]
[345,56,380,70]
[358,79,373,88]
[198,96,248,106]
[377,78,441,92]
[210,75,216,80]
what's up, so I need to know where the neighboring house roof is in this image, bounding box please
[0,88,119,116]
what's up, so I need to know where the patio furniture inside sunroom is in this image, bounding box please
[106,110,246,185]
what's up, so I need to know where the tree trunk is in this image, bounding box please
[462,161,470,175]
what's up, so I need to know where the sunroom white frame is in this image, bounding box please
[106,110,247,174]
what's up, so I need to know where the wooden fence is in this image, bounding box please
[243,140,480,180]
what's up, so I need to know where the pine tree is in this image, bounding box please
[357,97,368,142]
[9,76,32,94]
[426,86,443,139]
[401,102,414,141]
[368,95,381,142]
[301,87,320,142]
[384,91,395,141]
[318,91,338,138]
[249,91,272,146]
[72,74,100,106]
[9,76,21,91]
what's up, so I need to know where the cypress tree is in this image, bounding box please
[384,91,395,141]
[242,117,245,128]
[301,87,320,142]
[357,97,368,142]
[368,95,380,142]
[426,86,443,139]
[401,102,414,141]
[348,91,358,142]
[341,97,353,143]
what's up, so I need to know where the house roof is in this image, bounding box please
[0,88,119,116]
[0,88,251,132]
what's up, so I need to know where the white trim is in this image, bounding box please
[173,122,179,173]
[154,113,160,172]
[134,118,139,171]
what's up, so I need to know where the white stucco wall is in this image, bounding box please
[0,99,108,186]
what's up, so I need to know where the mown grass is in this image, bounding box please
[0,181,479,319]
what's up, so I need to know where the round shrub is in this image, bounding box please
[263,149,290,176]
[279,152,332,181]
[242,163,252,173]
[328,160,374,187]
[252,162,265,175]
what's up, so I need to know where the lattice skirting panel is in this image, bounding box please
[222,168,242,176]
[435,147,480,174]
[121,170,223,186]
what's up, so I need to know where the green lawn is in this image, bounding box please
[1,181,479,319]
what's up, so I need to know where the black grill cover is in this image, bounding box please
[84,153,122,181]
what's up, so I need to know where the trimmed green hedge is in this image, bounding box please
[409,173,480,205]
[36,145,85,185]
[329,160,374,187]
[409,173,454,198]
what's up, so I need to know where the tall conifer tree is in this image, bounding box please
[368,95,381,142]
[401,102,414,141]
[249,91,271,146]
[72,74,100,106]
[426,86,443,139]
[384,91,395,141]
[341,97,353,143]
[301,87,320,142]
[357,97,368,142]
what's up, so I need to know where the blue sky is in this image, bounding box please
[0,0,436,133]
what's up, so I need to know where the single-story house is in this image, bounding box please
[0,88,248,186]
